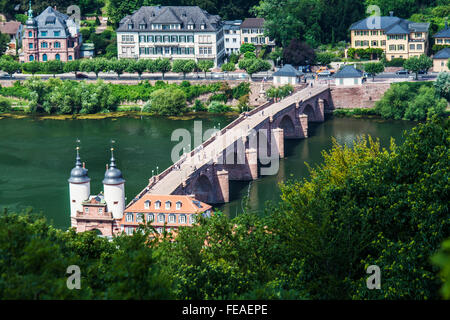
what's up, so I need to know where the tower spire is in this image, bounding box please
[109,147,116,169]
[75,146,82,167]
[28,0,33,18]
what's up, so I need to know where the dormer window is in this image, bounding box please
[201,24,206,30]
[155,200,161,209]
[128,24,133,30]
[187,24,194,30]
[139,23,146,29]
[144,200,150,209]
[165,201,171,210]
[176,201,182,210]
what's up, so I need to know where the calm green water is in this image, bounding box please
[0,115,415,229]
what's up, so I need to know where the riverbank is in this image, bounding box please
[0,110,240,121]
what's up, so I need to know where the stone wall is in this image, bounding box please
[330,82,391,109]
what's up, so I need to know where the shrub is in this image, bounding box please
[209,93,228,103]
[232,82,251,100]
[193,99,207,112]
[207,101,231,113]
[143,87,187,116]
[383,58,405,67]
[0,97,11,112]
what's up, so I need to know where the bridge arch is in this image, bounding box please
[192,174,214,203]
[278,114,295,138]
[302,104,315,122]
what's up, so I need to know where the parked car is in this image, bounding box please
[317,70,332,77]
[418,70,428,74]
[75,73,89,79]
[396,69,409,75]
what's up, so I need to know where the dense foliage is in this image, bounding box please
[375,82,447,121]
[143,86,187,116]
[0,119,448,299]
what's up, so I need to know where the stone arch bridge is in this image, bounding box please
[127,86,333,206]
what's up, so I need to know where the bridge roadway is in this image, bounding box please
[127,85,329,206]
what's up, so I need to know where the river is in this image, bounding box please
[0,115,415,229]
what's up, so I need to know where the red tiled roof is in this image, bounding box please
[0,21,21,35]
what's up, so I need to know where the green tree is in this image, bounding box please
[315,52,335,65]
[434,71,450,101]
[172,59,196,79]
[0,59,21,78]
[108,59,131,78]
[240,43,256,54]
[375,83,413,119]
[364,62,385,81]
[43,60,65,78]
[404,85,447,121]
[0,31,9,56]
[80,58,109,79]
[221,62,236,79]
[154,58,171,80]
[21,61,42,75]
[403,54,432,80]
[63,60,81,76]
[432,239,450,300]
[197,60,214,79]
[126,59,148,79]
[143,87,187,116]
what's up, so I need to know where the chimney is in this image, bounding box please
[389,11,394,17]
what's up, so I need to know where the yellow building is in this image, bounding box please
[240,18,274,48]
[349,12,429,60]
[432,48,450,73]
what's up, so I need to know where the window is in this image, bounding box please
[155,201,161,209]
[354,78,358,85]
[147,213,154,222]
[136,214,143,223]
[54,31,60,36]
[42,54,47,61]
[339,78,343,85]
[84,207,89,213]
[125,227,134,235]
[381,40,386,46]
[244,37,248,42]
[176,201,182,210]
[139,24,146,29]
[28,31,32,37]
[165,201,171,209]
[389,45,396,51]
[41,31,47,36]
[398,44,405,51]
[179,215,186,224]
[126,213,133,222]
[410,44,415,50]
[371,40,377,46]
[29,43,33,49]
[188,24,194,30]
[415,32,422,38]
[41,42,48,48]
[437,39,443,44]
[122,35,134,42]
[201,24,206,30]
[29,55,34,61]
[68,55,72,61]
[189,215,195,224]
[128,24,133,30]
[98,208,103,214]
[168,214,175,223]
[417,44,422,50]
[157,227,163,234]
[158,214,165,223]
[54,42,60,48]
[144,200,150,209]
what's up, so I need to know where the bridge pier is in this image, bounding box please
[296,114,308,138]
[215,169,229,203]
[272,128,284,158]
